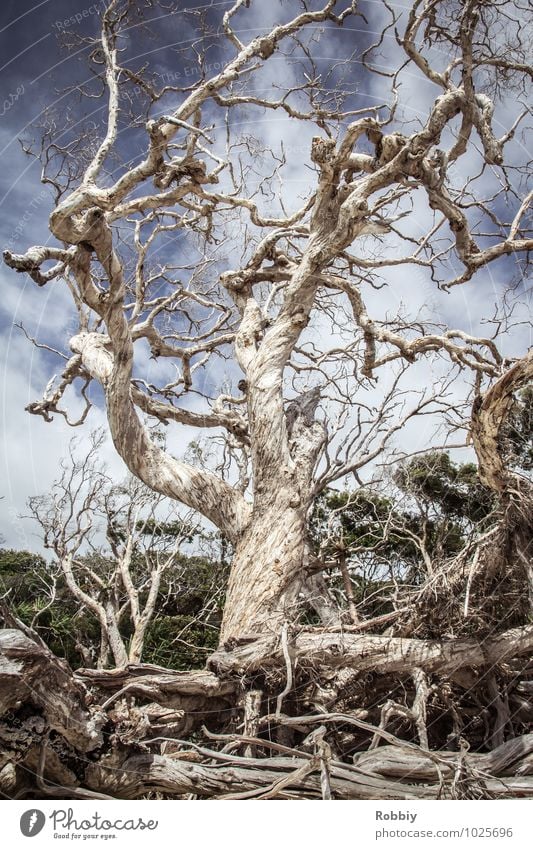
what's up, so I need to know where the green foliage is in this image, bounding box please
[0,545,227,670]
[312,452,492,567]
[310,452,496,617]
[0,548,96,665]
[394,451,494,524]
[142,615,219,670]
[135,518,196,543]
[140,554,228,668]
[0,548,48,607]
[0,549,46,573]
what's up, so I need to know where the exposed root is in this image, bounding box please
[1,624,532,799]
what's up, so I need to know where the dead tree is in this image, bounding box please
[25,433,195,668]
[2,0,532,799]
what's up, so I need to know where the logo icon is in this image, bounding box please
[20,810,46,837]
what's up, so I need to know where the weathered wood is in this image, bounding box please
[471,351,533,495]
[84,746,533,800]
[354,734,533,780]
[76,663,236,702]
[1,0,532,801]
[2,627,533,799]
[209,623,533,679]
[85,750,436,799]
[0,630,103,752]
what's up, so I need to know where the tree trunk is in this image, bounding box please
[128,615,152,664]
[103,603,129,668]
[221,499,307,643]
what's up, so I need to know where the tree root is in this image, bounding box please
[1,626,533,800]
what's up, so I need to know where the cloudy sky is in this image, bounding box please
[0,0,530,551]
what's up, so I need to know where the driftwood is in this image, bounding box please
[77,663,236,711]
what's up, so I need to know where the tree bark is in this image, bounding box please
[471,351,533,495]
[221,499,308,642]
[210,623,533,679]
[0,630,104,753]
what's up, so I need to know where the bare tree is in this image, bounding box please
[27,433,195,668]
[1,0,532,799]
